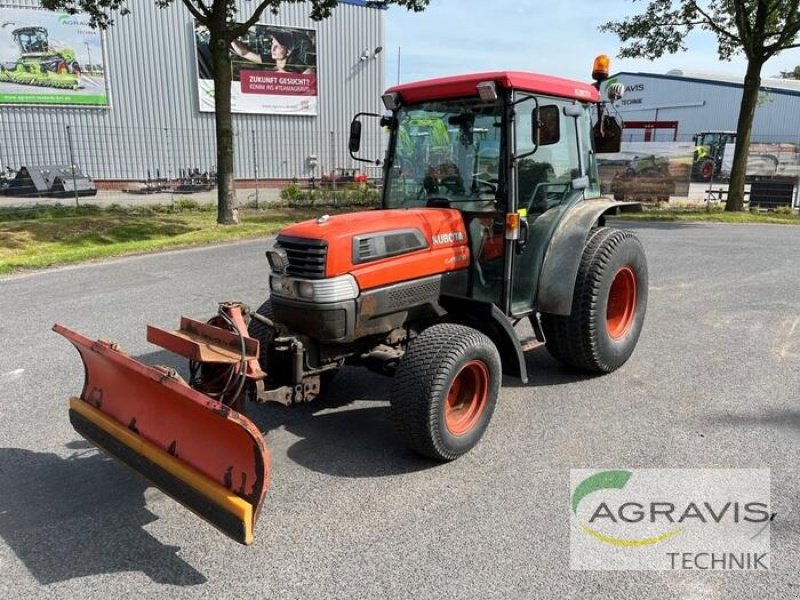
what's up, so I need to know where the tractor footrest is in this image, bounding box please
[147,317,259,364]
[519,337,545,353]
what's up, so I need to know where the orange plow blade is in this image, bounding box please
[54,324,270,545]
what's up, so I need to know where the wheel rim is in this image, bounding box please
[445,360,489,436]
[607,266,637,340]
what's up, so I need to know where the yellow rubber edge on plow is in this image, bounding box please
[69,396,256,545]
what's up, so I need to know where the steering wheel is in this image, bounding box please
[472,177,498,194]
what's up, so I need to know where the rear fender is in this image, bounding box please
[53,324,270,545]
[537,200,638,316]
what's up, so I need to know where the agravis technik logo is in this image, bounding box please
[569,469,772,571]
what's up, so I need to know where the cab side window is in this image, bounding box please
[516,98,580,215]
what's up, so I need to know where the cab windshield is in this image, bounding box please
[384,98,504,210]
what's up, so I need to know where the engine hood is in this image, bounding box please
[277,208,470,290]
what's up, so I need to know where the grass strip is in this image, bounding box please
[0,204,320,275]
[613,208,800,225]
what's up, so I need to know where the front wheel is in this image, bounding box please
[540,227,648,373]
[390,324,501,461]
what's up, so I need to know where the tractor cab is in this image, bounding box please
[350,63,620,317]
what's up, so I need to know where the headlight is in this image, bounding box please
[269,274,359,303]
[296,281,314,299]
[266,247,289,273]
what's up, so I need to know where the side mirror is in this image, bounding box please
[348,119,362,153]
[533,105,560,146]
[348,112,382,164]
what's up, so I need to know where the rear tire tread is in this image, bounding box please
[541,227,646,373]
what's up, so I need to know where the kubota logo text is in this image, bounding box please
[431,231,464,245]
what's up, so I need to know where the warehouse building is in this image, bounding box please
[0,0,386,184]
[604,70,800,144]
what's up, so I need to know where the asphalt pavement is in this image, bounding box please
[0,221,797,598]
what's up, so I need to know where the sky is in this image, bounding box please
[385,0,800,85]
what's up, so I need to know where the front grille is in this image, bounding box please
[277,235,328,279]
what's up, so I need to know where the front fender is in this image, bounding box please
[537,199,638,316]
[438,295,528,384]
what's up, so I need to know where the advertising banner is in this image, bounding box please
[598,142,694,201]
[196,23,317,115]
[0,7,108,107]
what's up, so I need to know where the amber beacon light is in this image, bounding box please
[592,54,611,83]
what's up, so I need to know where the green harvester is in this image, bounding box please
[0,27,82,90]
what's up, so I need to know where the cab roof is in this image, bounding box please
[386,71,600,104]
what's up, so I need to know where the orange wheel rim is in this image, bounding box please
[445,360,489,435]
[607,266,637,340]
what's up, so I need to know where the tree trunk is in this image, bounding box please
[725,59,763,212]
[210,28,239,225]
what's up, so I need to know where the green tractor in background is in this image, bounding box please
[0,27,82,90]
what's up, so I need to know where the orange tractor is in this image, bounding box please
[55,57,642,545]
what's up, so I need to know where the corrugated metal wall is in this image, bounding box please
[607,72,800,144]
[0,1,386,181]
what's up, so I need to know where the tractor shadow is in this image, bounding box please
[704,409,800,432]
[249,369,441,478]
[133,349,438,478]
[0,443,206,586]
[131,349,599,479]
[516,350,600,387]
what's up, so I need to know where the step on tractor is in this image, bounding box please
[55,56,646,545]
[0,27,82,90]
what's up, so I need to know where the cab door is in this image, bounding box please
[509,96,585,316]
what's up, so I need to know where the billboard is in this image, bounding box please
[196,23,317,115]
[0,7,109,107]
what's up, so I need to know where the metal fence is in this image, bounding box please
[0,116,387,207]
[2,117,799,209]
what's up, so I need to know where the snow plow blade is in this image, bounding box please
[53,324,270,545]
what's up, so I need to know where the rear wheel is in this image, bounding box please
[540,227,647,373]
[692,158,717,181]
[390,324,501,460]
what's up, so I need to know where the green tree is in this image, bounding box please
[601,1,800,212]
[779,64,800,77]
[42,0,429,224]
